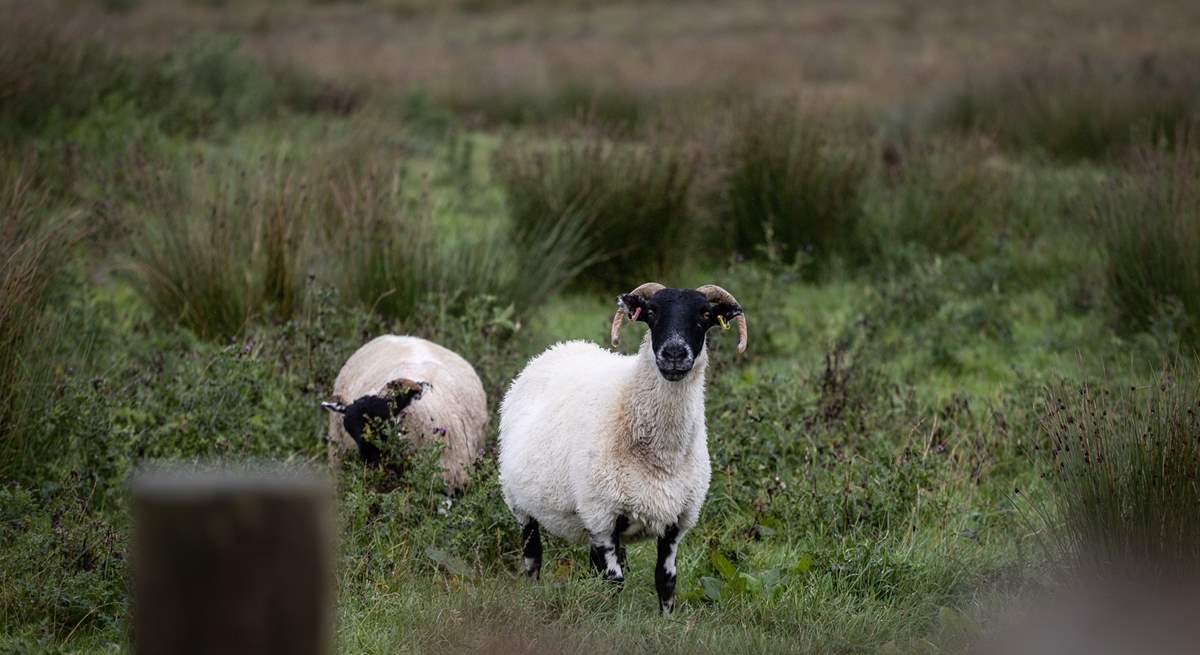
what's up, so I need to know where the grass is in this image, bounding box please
[865,138,1010,257]
[122,153,310,340]
[3,1,1200,653]
[0,157,80,478]
[938,53,1200,161]
[1094,142,1200,342]
[495,125,696,288]
[0,3,356,146]
[324,153,501,321]
[1036,358,1200,574]
[714,103,867,266]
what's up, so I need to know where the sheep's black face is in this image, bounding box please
[619,288,742,382]
[335,383,425,463]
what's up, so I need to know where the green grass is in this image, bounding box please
[0,158,81,478]
[1035,357,1200,574]
[122,152,309,340]
[1095,143,1200,343]
[864,138,1010,257]
[713,102,867,267]
[0,5,355,146]
[937,53,1200,161]
[495,124,697,288]
[2,5,1198,653]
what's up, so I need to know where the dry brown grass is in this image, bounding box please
[53,0,1200,120]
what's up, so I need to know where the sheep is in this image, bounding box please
[321,335,488,492]
[498,283,747,614]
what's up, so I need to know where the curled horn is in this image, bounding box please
[610,282,665,347]
[696,284,748,354]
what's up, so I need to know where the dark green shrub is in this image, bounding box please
[715,103,866,265]
[938,54,1200,161]
[1095,144,1200,341]
[1037,359,1200,572]
[495,127,696,288]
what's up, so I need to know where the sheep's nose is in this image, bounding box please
[661,342,689,364]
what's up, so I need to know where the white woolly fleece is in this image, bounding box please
[498,333,712,544]
[328,335,488,491]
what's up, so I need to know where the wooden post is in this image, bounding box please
[131,467,334,655]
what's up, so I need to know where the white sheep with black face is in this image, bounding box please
[321,335,488,493]
[498,283,747,615]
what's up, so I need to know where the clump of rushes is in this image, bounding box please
[1094,141,1200,341]
[495,124,696,288]
[324,157,519,323]
[0,159,79,472]
[715,102,866,266]
[124,154,309,340]
[1037,359,1200,574]
[938,54,1200,161]
[867,139,1007,256]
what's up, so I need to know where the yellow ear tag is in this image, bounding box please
[717,315,730,331]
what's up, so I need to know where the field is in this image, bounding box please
[3,0,1200,652]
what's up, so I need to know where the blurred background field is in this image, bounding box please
[2,0,1200,652]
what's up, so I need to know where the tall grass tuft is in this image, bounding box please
[323,157,529,323]
[1038,359,1200,573]
[715,103,866,265]
[124,155,310,340]
[1094,142,1200,341]
[0,160,78,471]
[939,54,1200,161]
[495,126,695,288]
[0,5,355,145]
[866,139,1007,256]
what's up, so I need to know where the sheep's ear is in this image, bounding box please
[386,378,425,398]
[320,401,347,414]
[618,293,650,322]
[710,301,744,324]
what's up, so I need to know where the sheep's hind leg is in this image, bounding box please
[588,516,628,584]
[656,524,682,615]
[521,519,542,579]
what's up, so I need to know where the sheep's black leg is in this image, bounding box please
[589,516,628,584]
[656,524,681,615]
[521,519,542,579]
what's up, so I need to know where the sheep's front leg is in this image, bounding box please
[521,519,542,579]
[588,516,628,584]
[656,524,682,615]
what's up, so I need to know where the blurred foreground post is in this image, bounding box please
[131,467,334,655]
